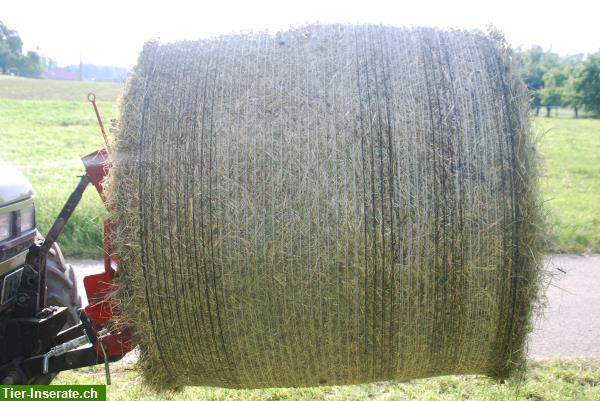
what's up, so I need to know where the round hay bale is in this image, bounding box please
[108,25,542,389]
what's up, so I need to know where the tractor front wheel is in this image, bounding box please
[46,242,81,326]
[29,242,82,384]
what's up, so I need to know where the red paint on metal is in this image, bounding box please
[97,328,134,357]
[82,149,109,202]
[81,148,134,358]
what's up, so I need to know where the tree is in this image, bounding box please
[517,46,600,119]
[0,39,14,73]
[561,59,584,118]
[518,47,562,116]
[18,51,44,78]
[576,55,600,116]
[562,73,582,117]
[518,46,546,115]
[0,20,43,77]
[0,21,20,73]
[539,66,566,117]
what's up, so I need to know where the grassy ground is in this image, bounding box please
[536,117,600,253]
[0,75,122,102]
[0,98,119,257]
[0,76,598,256]
[54,359,600,401]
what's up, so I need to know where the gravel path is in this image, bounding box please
[67,254,600,359]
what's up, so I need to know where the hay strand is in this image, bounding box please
[107,25,542,389]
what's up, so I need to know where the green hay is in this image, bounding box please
[106,25,543,390]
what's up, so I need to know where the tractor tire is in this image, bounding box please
[28,243,82,384]
[46,242,81,326]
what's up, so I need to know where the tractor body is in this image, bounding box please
[0,149,133,384]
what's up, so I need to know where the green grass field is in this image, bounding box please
[0,98,118,257]
[536,118,600,253]
[1,76,598,256]
[0,76,121,257]
[0,75,122,102]
[54,359,600,401]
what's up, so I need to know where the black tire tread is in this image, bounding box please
[46,243,81,325]
[27,243,82,384]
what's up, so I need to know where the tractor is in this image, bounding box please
[0,95,133,384]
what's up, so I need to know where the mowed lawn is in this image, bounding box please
[0,76,599,256]
[54,359,600,401]
[535,117,600,253]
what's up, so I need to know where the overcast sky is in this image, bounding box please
[3,0,599,68]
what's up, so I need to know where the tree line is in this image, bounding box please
[2,19,599,116]
[0,20,43,78]
[516,46,600,117]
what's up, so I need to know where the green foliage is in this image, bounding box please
[576,55,600,116]
[516,47,599,118]
[519,46,546,112]
[0,39,15,74]
[0,20,44,77]
[561,59,584,117]
[53,359,600,401]
[18,51,44,78]
[539,66,567,115]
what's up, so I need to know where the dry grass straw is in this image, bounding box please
[106,25,543,389]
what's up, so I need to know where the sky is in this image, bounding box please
[2,0,599,68]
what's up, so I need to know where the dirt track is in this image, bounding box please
[68,254,600,359]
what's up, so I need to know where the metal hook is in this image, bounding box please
[87,92,111,153]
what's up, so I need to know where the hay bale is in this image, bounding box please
[108,25,542,389]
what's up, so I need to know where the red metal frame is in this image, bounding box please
[81,149,134,357]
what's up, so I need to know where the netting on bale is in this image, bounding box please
[107,25,542,390]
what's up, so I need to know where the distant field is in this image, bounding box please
[0,75,122,102]
[0,77,598,256]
